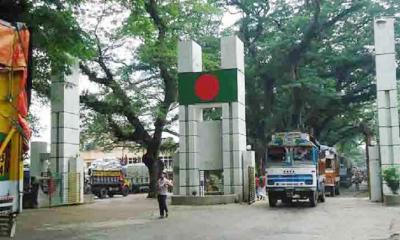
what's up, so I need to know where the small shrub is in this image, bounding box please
[383,167,400,194]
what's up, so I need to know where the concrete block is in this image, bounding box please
[179,136,186,153]
[178,40,202,73]
[377,91,389,109]
[224,185,232,194]
[178,152,187,169]
[188,152,199,169]
[376,54,397,91]
[379,127,391,146]
[232,168,243,186]
[237,72,245,104]
[231,151,242,168]
[378,108,390,127]
[51,112,79,130]
[223,170,232,186]
[390,107,399,127]
[187,169,199,184]
[243,151,256,168]
[232,185,243,195]
[187,121,198,136]
[380,145,393,165]
[392,126,400,145]
[393,145,400,164]
[232,102,246,120]
[220,36,244,72]
[374,17,395,54]
[384,194,400,206]
[188,135,198,152]
[188,106,199,121]
[223,152,231,169]
[232,118,246,135]
[51,127,80,145]
[222,118,230,134]
[179,105,187,121]
[179,121,186,137]
[221,103,230,119]
[179,170,187,188]
[389,90,398,108]
[179,186,187,196]
[222,133,231,152]
[50,143,79,160]
[232,186,243,201]
[232,134,247,151]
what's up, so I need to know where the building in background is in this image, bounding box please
[80,147,174,173]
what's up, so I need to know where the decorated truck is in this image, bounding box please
[90,170,130,199]
[0,20,31,237]
[265,132,325,207]
[320,145,340,196]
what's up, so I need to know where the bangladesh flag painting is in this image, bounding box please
[178,68,238,105]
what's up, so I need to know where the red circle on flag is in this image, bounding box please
[194,74,220,101]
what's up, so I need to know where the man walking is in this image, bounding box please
[157,170,173,218]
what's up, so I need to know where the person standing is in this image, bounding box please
[157,171,173,218]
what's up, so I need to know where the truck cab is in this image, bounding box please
[320,146,340,196]
[265,132,325,207]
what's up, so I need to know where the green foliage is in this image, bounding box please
[2,0,96,98]
[383,167,400,194]
[227,0,399,156]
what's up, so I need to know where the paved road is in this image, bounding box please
[10,190,400,240]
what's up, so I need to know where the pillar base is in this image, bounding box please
[171,194,238,205]
[383,194,400,206]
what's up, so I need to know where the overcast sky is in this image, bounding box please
[31,9,241,145]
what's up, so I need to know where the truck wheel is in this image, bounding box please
[282,197,292,205]
[268,193,277,207]
[309,191,317,207]
[122,186,129,197]
[99,188,108,199]
[335,186,340,195]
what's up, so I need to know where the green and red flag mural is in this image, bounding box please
[178,68,238,105]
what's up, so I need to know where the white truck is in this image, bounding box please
[265,132,325,207]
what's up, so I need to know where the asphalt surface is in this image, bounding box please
[8,186,400,240]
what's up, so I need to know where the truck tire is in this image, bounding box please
[122,186,129,197]
[99,188,108,199]
[309,191,317,207]
[282,197,292,205]
[268,193,277,207]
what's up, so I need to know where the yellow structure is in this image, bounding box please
[0,20,31,237]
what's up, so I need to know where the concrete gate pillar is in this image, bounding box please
[50,61,83,204]
[373,17,400,196]
[176,36,250,202]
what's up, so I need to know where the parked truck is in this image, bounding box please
[320,146,340,196]
[0,19,31,237]
[265,132,325,207]
[90,170,130,199]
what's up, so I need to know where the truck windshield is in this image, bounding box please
[292,146,313,164]
[267,147,286,165]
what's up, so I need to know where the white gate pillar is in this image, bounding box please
[374,17,400,196]
[50,61,83,204]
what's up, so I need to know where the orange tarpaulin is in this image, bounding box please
[0,19,31,151]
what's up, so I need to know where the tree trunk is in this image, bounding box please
[143,149,164,198]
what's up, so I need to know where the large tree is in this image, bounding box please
[78,0,223,197]
[0,0,93,97]
[226,0,400,166]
